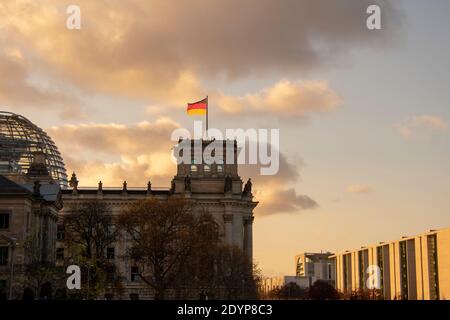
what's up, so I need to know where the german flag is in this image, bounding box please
[187,97,208,115]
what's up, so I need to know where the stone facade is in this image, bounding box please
[58,139,258,299]
[0,152,61,299]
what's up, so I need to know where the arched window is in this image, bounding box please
[198,220,219,241]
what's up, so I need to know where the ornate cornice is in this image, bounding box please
[223,214,233,223]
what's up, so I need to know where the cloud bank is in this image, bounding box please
[346,184,373,194]
[48,120,317,216]
[217,80,342,117]
[0,0,400,116]
[395,115,448,139]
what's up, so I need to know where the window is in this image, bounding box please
[0,279,6,293]
[328,263,333,280]
[107,224,116,237]
[428,234,439,300]
[56,248,64,260]
[26,212,30,232]
[0,279,6,300]
[131,226,141,240]
[399,241,408,300]
[358,249,368,290]
[358,251,364,290]
[343,254,352,293]
[129,293,139,300]
[0,213,10,229]
[190,165,198,173]
[199,222,218,241]
[131,267,140,282]
[217,165,223,173]
[105,293,114,300]
[0,246,9,265]
[377,246,384,293]
[296,258,304,277]
[204,165,211,173]
[107,247,115,260]
[106,266,115,282]
[57,225,65,240]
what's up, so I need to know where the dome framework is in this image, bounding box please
[0,111,68,187]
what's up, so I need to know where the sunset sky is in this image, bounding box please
[1,0,450,276]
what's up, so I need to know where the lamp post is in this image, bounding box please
[9,238,17,300]
[1,235,18,300]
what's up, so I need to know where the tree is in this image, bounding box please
[64,200,123,299]
[308,280,339,300]
[118,198,200,299]
[348,288,384,300]
[172,209,223,299]
[22,236,58,299]
[178,242,261,300]
[65,200,118,260]
[270,282,308,300]
[118,198,261,300]
[213,244,260,299]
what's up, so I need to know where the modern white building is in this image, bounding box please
[332,227,450,300]
[295,252,335,285]
[261,252,336,297]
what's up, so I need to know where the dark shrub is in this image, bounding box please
[308,280,338,300]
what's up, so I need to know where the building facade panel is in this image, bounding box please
[437,230,450,299]
[331,228,450,300]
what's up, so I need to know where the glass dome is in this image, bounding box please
[0,111,68,188]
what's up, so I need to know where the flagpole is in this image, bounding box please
[206,95,209,140]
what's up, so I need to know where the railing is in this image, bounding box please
[74,187,170,191]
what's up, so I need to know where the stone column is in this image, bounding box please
[244,216,254,261]
[223,214,233,245]
[232,213,243,249]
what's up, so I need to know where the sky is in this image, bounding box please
[1,0,450,276]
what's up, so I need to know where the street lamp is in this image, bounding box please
[9,238,17,300]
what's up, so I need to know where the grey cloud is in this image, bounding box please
[1,0,403,103]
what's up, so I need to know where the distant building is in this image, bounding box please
[261,276,311,297]
[0,152,62,299]
[331,228,450,300]
[295,252,335,285]
[262,252,335,297]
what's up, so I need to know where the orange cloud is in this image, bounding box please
[63,154,174,188]
[48,119,317,216]
[47,118,180,187]
[217,80,342,117]
[346,184,373,194]
[47,118,179,156]
[0,0,400,111]
[238,152,318,216]
[395,115,448,138]
[0,45,83,118]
